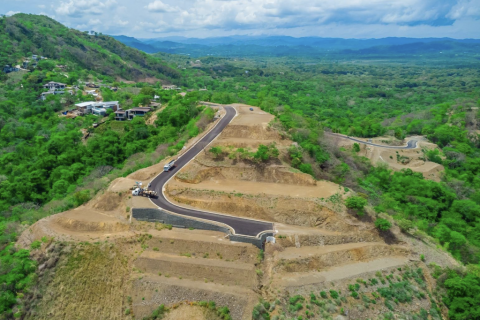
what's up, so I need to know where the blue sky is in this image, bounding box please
[2,0,480,38]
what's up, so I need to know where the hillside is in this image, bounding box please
[0,14,180,81]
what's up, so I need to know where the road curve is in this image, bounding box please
[149,106,274,237]
[325,132,418,149]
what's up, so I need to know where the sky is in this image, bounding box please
[2,0,480,39]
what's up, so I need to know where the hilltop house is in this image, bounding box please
[43,81,66,90]
[40,90,67,101]
[114,110,126,121]
[127,107,152,120]
[114,107,152,121]
[75,101,96,115]
[75,101,119,115]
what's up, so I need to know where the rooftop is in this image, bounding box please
[129,107,152,112]
[75,101,95,107]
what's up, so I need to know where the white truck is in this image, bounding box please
[164,159,175,172]
[132,187,158,198]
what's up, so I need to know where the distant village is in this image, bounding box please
[4,54,209,122]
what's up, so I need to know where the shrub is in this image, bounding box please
[329,290,339,299]
[320,291,328,299]
[353,143,360,153]
[30,240,41,250]
[345,196,367,216]
[209,146,223,158]
[375,218,392,231]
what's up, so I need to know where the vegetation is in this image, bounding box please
[375,218,392,231]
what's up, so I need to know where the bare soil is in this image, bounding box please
[334,134,444,181]
[162,304,221,320]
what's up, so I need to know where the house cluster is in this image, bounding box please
[3,55,47,74]
[73,101,151,120]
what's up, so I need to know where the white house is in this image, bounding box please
[43,81,66,90]
[75,101,96,114]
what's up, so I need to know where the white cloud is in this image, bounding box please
[2,0,479,38]
[56,0,117,17]
[447,0,480,19]
[146,1,178,13]
[5,11,20,16]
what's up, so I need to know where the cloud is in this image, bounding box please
[56,0,117,17]
[447,0,480,19]
[2,0,479,38]
[145,1,178,13]
[5,11,20,16]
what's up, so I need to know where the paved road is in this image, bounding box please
[325,132,418,149]
[149,106,274,237]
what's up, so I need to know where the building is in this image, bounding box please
[92,107,106,116]
[162,85,180,90]
[127,107,152,120]
[114,110,127,121]
[75,101,96,115]
[85,82,99,88]
[85,89,98,97]
[75,101,120,116]
[95,101,119,111]
[3,65,13,73]
[40,89,68,101]
[43,81,66,90]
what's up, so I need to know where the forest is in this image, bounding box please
[1,13,480,319]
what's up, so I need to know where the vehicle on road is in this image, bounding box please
[249,107,253,111]
[164,160,175,172]
[132,187,158,198]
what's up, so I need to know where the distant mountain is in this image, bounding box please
[343,40,480,55]
[111,34,480,58]
[135,35,480,49]
[0,14,180,81]
[111,35,159,54]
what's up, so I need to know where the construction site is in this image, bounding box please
[18,104,457,320]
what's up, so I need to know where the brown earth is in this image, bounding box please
[162,304,221,320]
[333,134,444,181]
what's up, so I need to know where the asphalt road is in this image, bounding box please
[325,132,418,149]
[149,106,274,237]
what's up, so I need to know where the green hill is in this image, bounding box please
[0,14,180,81]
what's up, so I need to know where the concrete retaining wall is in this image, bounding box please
[132,208,273,249]
[133,208,230,234]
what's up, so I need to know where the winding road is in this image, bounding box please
[325,132,418,149]
[149,106,274,237]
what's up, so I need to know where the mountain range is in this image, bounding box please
[112,35,480,57]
